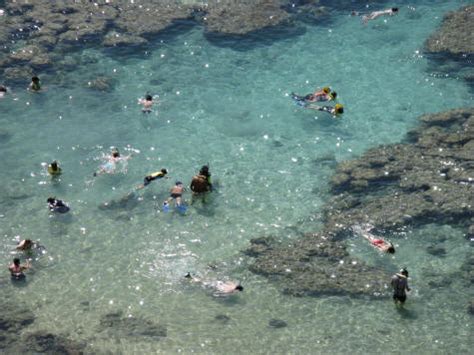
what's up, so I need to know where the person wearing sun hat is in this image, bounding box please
[391,268,411,305]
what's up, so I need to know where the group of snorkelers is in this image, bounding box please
[6,6,401,290]
[291,86,344,118]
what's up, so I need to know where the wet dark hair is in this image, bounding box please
[145,94,153,101]
[392,8,398,12]
[13,258,20,265]
[47,197,55,204]
[235,285,244,291]
[200,165,210,177]
[0,86,6,92]
[32,76,40,83]
[51,161,58,169]
[161,168,168,174]
[111,149,120,158]
[336,106,344,114]
[401,268,409,277]
[387,245,396,254]
[331,91,337,99]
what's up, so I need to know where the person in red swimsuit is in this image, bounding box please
[352,225,395,253]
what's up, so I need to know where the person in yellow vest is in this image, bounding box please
[47,160,62,176]
[136,168,168,189]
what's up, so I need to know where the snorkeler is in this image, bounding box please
[391,268,411,305]
[362,8,399,24]
[16,239,45,258]
[136,168,168,189]
[47,160,62,176]
[9,258,30,281]
[47,197,70,213]
[138,94,155,113]
[352,224,395,254]
[93,148,130,176]
[184,272,244,296]
[306,103,344,118]
[291,87,337,105]
[163,181,185,211]
[29,76,41,92]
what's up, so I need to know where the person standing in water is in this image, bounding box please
[391,268,411,305]
[9,258,30,281]
[29,76,42,92]
[138,94,155,113]
[190,165,212,203]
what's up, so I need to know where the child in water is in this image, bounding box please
[29,76,41,92]
[138,94,154,113]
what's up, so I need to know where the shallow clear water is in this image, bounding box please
[1,2,473,353]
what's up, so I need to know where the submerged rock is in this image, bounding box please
[0,300,35,350]
[203,0,291,35]
[99,311,167,340]
[268,319,287,328]
[86,76,117,92]
[19,331,85,354]
[425,5,474,55]
[468,300,474,315]
[325,108,474,234]
[246,234,390,298]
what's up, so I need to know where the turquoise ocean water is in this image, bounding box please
[1,1,473,353]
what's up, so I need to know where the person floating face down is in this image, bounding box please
[306,103,344,118]
[391,268,411,304]
[190,165,212,194]
[291,87,337,105]
[184,272,244,297]
[352,224,395,254]
[362,7,399,24]
[142,169,168,187]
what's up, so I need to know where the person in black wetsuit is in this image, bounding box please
[47,197,69,213]
[391,268,411,305]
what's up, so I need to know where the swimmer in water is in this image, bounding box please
[291,87,337,105]
[306,103,344,118]
[9,258,30,281]
[138,94,154,113]
[29,76,41,92]
[136,168,168,189]
[47,197,69,213]
[0,85,7,98]
[362,7,399,24]
[163,181,185,210]
[47,160,62,176]
[93,148,130,176]
[352,224,395,254]
[185,272,244,296]
[16,239,45,258]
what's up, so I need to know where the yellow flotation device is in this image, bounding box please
[48,165,62,176]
